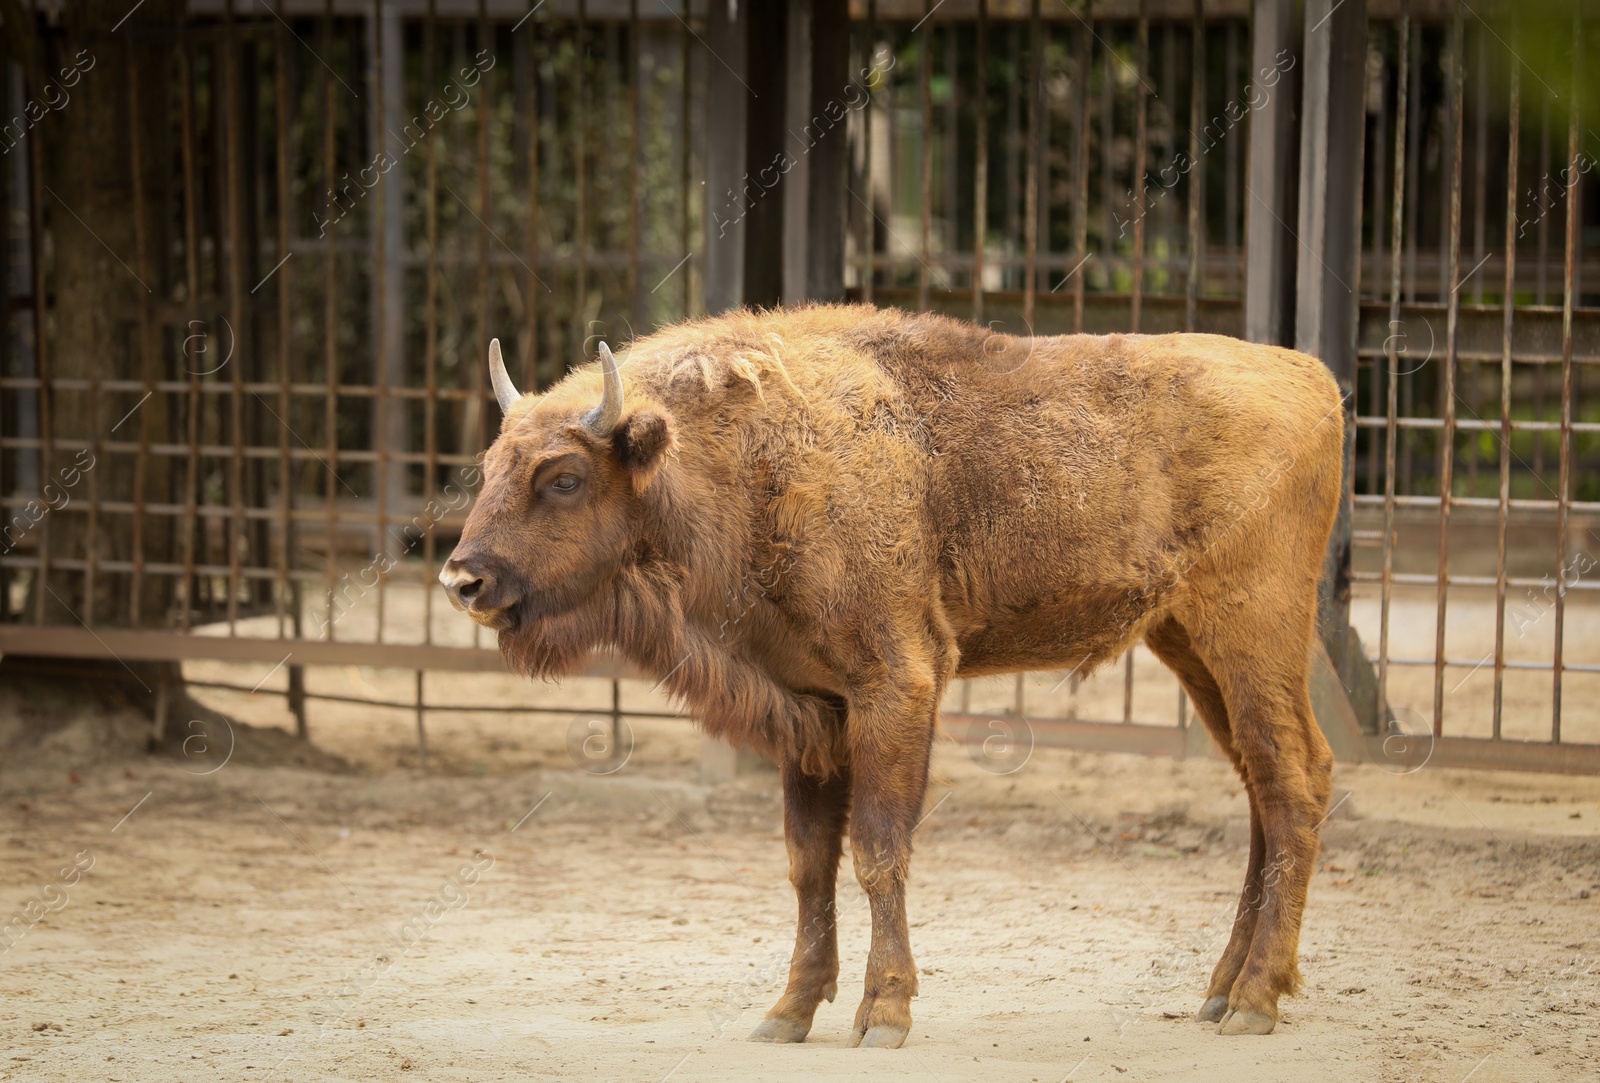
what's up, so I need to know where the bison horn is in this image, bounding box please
[489,338,520,412]
[584,341,624,436]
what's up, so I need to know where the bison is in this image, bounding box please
[440,303,1343,1046]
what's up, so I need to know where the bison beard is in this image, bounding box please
[500,561,850,778]
[443,303,1345,1046]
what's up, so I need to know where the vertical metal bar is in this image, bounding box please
[1022,0,1041,327]
[1378,8,1409,728]
[944,21,958,297]
[322,0,340,641]
[862,0,876,304]
[288,662,308,738]
[373,0,391,644]
[477,0,492,453]
[1470,23,1487,306]
[178,37,203,632]
[611,676,623,764]
[423,0,440,645]
[681,2,693,317]
[1012,672,1025,718]
[26,98,48,626]
[128,40,154,628]
[629,0,641,328]
[1223,18,1238,295]
[1185,0,1205,331]
[82,349,99,626]
[1122,651,1134,724]
[1131,2,1148,332]
[1402,23,1420,302]
[1430,3,1464,740]
[528,0,542,387]
[918,0,933,312]
[415,668,430,772]
[973,0,987,322]
[1071,0,1091,333]
[1536,92,1551,306]
[575,0,589,357]
[1365,49,1388,495]
[1099,22,1113,295]
[1492,13,1519,741]
[274,2,294,642]
[1553,3,1580,745]
[224,0,245,635]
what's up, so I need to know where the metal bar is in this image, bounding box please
[575,0,589,356]
[1022,0,1041,327]
[1357,736,1600,778]
[1121,650,1134,724]
[1071,0,1090,332]
[128,41,154,628]
[680,0,692,317]
[972,0,987,323]
[1130,2,1148,331]
[223,0,246,635]
[178,36,203,632]
[476,0,492,653]
[1378,7,1409,728]
[1402,21,1420,303]
[82,336,100,626]
[24,50,51,626]
[1431,2,1464,740]
[629,0,641,327]
[415,668,429,772]
[1184,0,1204,331]
[1554,1,1580,745]
[1223,17,1239,295]
[321,0,339,641]
[918,0,933,311]
[1493,12,1519,740]
[527,0,542,384]
[0,623,644,677]
[862,0,876,304]
[424,0,440,644]
[274,2,295,642]
[373,0,392,644]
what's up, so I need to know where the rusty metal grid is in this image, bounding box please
[2,0,1597,773]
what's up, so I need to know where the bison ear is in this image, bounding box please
[613,407,676,492]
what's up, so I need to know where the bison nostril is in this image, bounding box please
[458,578,484,604]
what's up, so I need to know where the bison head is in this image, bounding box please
[438,339,675,646]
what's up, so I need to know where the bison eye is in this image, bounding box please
[550,473,580,494]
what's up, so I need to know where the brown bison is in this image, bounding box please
[440,304,1342,1045]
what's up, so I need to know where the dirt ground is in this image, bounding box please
[2,662,1599,1083]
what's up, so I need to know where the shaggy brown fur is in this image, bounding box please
[441,303,1342,1045]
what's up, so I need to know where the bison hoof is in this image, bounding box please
[748,1017,811,1043]
[1196,996,1230,1023]
[1217,1008,1277,1035]
[848,1024,910,1049]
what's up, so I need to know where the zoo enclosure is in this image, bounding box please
[1,0,1597,772]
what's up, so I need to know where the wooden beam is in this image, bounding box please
[1242,0,1300,347]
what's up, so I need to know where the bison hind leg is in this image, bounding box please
[1145,612,1332,1035]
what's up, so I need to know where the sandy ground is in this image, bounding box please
[2,665,1599,1083]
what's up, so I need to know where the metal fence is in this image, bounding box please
[2,0,1596,772]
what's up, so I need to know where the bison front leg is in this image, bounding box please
[749,760,851,1044]
[843,675,940,1049]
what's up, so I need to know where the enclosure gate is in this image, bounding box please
[2,0,1596,773]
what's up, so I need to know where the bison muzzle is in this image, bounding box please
[441,304,1344,1045]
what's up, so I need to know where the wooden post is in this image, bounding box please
[806,0,850,301]
[704,0,751,313]
[743,0,788,307]
[782,0,850,303]
[1242,0,1301,347]
[1296,0,1379,731]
